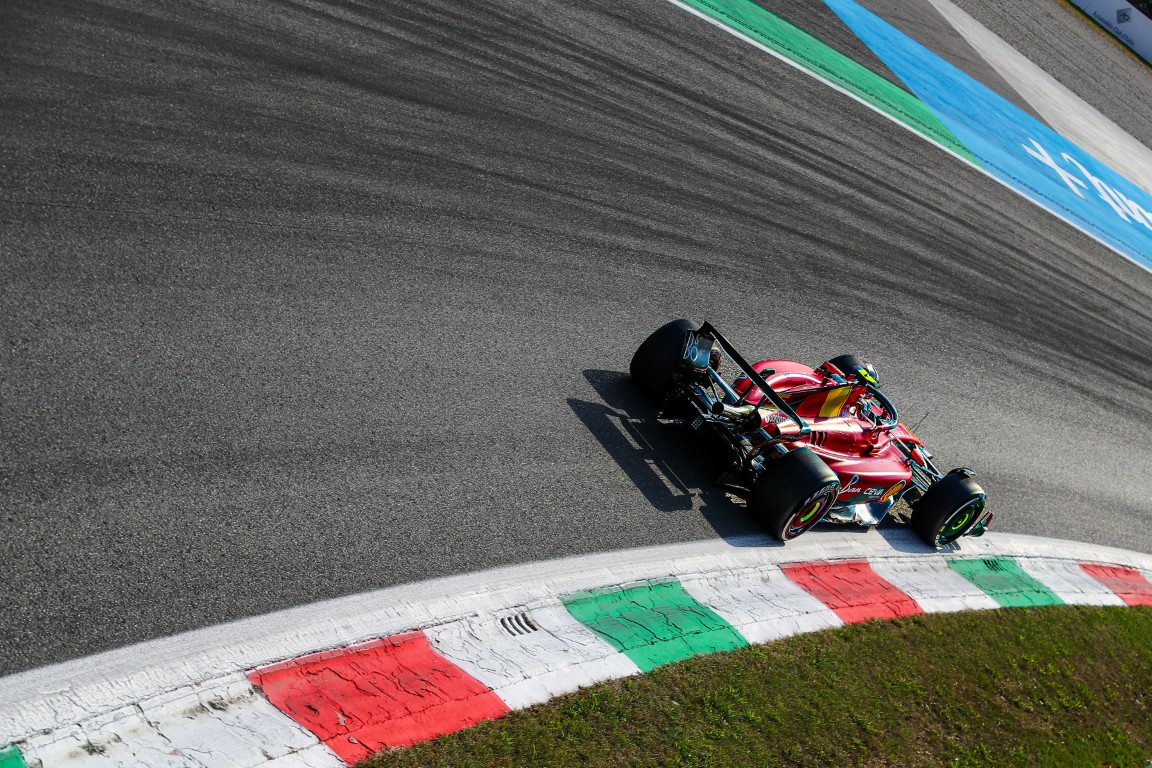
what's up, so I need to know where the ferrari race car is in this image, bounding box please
[630,319,992,548]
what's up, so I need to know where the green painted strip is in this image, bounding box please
[0,746,27,768]
[562,578,747,672]
[671,0,980,166]
[948,557,1064,608]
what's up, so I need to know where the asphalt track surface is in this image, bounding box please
[2,0,1151,676]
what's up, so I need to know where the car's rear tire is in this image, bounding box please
[748,448,840,541]
[911,471,986,548]
[629,318,700,408]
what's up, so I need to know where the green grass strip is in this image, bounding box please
[949,557,1064,608]
[360,606,1152,768]
[0,747,26,768]
[562,578,747,672]
[672,0,981,166]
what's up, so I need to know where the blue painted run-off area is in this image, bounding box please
[825,0,1152,274]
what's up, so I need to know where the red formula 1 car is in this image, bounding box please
[630,319,992,547]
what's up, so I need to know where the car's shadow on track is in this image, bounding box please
[571,370,941,551]
[570,369,771,546]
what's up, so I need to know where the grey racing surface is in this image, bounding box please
[2,0,1151,676]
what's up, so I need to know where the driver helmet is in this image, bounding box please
[822,354,879,387]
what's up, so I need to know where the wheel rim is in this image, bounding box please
[785,488,835,539]
[934,497,985,547]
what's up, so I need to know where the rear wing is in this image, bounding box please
[694,322,811,436]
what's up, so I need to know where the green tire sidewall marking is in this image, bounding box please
[948,557,1064,608]
[942,508,973,536]
[800,501,820,523]
[937,498,984,544]
[562,578,747,672]
[670,0,981,167]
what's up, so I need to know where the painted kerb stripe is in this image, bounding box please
[780,559,925,622]
[1079,562,1152,606]
[0,747,25,768]
[948,557,1064,607]
[9,547,1152,766]
[424,604,641,711]
[562,578,747,672]
[248,632,508,765]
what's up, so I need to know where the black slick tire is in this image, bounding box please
[910,471,987,548]
[748,448,840,541]
[629,318,700,408]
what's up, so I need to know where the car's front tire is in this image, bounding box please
[911,471,987,548]
[749,448,840,540]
